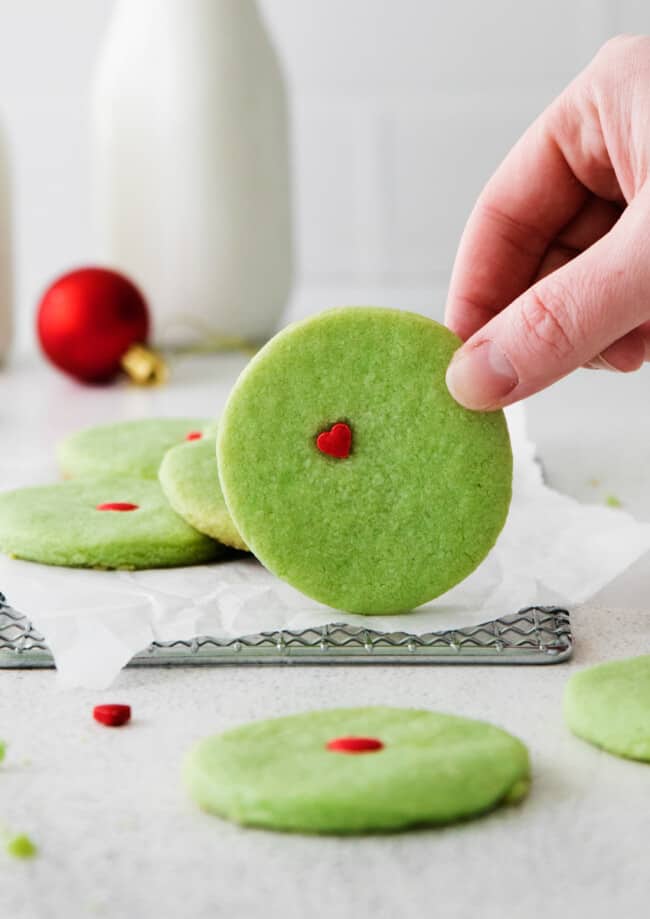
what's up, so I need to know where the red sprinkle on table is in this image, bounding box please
[326,736,384,754]
[316,422,352,459]
[96,502,139,512]
[93,704,131,727]
[186,431,203,441]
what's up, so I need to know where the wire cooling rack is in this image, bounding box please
[0,592,572,667]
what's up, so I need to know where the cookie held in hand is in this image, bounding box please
[217,307,512,614]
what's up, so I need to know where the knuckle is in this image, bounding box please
[518,283,579,361]
[595,33,650,66]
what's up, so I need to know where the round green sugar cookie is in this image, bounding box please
[58,418,212,480]
[0,477,222,569]
[184,706,530,834]
[217,307,512,614]
[159,434,247,551]
[564,655,650,762]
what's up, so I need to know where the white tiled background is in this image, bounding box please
[1,0,649,352]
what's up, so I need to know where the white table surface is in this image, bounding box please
[1,351,649,919]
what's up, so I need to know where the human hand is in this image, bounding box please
[445,35,650,410]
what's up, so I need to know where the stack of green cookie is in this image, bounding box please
[0,308,513,601]
[0,417,246,570]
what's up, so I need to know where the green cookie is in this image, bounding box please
[564,656,650,762]
[217,307,512,614]
[0,477,222,569]
[184,706,530,834]
[159,434,247,551]
[58,418,211,480]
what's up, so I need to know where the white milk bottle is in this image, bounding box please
[0,118,11,364]
[92,0,292,347]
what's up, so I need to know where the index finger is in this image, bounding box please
[445,93,595,341]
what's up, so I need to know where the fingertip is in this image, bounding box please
[599,330,647,372]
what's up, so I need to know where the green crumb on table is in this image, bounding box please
[605,494,622,508]
[0,741,5,762]
[6,834,37,859]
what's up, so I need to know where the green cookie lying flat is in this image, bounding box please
[184,706,530,834]
[0,477,222,569]
[564,655,650,762]
[58,418,211,480]
[218,307,513,614]
[159,434,247,551]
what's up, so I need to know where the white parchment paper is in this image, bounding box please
[2,403,649,688]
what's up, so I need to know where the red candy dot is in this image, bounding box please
[93,704,131,727]
[326,736,384,754]
[96,502,139,512]
[186,431,203,441]
[316,422,352,459]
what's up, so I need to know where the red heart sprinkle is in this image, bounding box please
[316,422,352,459]
[186,431,203,441]
[326,736,384,754]
[93,704,131,727]
[96,502,139,512]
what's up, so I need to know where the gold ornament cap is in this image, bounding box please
[120,344,168,386]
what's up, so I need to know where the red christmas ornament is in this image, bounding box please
[36,267,151,383]
[93,704,132,727]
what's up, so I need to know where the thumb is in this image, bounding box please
[445,196,650,409]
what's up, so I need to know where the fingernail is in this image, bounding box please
[585,355,621,372]
[446,341,518,410]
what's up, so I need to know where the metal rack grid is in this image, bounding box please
[0,593,572,667]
